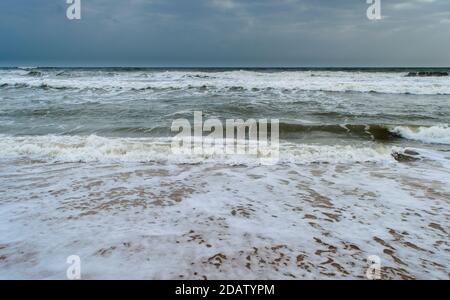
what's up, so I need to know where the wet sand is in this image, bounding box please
[0,159,448,279]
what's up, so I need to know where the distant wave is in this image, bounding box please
[0,82,74,90]
[2,82,449,96]
[26,70,43,77]
[1,69,449,95]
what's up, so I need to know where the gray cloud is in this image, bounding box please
[0,0,449,66]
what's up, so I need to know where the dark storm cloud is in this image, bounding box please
[0,0,449,66]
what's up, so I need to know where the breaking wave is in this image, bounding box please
[0,135,401,165]
[389,125,450,145]
[1,69,450,95]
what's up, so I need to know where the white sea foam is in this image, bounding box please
[390,125,450,145]
[1,70,450,95]
[0,134,399,164]
[0,146,449,279]
[1,69,450,280]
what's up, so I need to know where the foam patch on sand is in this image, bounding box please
[0,158,448,279]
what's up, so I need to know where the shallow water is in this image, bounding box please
[0,68,449,279]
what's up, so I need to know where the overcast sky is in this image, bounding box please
[1,0,449,67]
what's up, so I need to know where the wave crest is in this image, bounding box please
[1,70,450,95]
[389,125,450,145]
[0,135,399,165]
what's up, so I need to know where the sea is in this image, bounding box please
[0,67,449,279]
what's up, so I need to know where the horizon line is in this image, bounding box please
[1,66,450,69]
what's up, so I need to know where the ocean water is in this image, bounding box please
[0,67,449,279]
